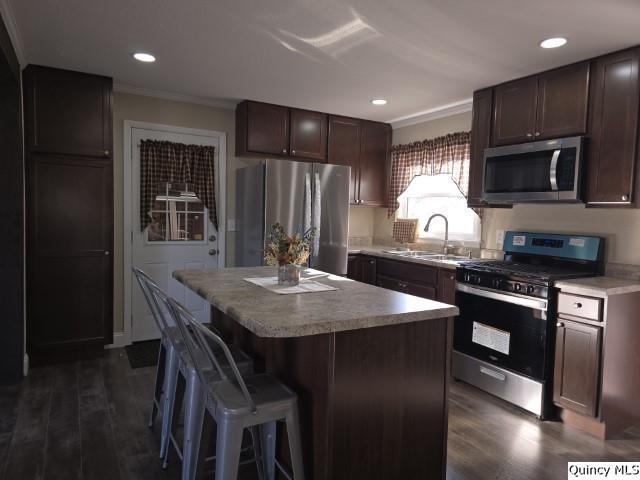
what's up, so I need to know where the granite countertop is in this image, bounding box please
[173,266,459,338]
[555,276,640,298]
[348,245,477,270]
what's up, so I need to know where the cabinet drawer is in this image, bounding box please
[376,258,438,286]
[558,293,602,321]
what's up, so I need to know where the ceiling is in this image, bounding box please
[6,0,640,123]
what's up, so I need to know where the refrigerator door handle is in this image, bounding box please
[312,172,321,256]
[304,173,312,234]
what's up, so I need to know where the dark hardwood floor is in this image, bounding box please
[1,349,639,480]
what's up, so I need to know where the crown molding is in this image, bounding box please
[0,0,26,67]
[113,83,238,110]
[389,98,473,129]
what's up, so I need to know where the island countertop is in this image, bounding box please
[173,266,459,338]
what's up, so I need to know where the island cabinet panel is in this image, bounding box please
[23,65,112,158]
[493,76,538,145]
[328,116,361,204]
[215,309,451,480]
[289,108,327,161]
[585,48,640,206]
[553,319,602,417]
[535,62,590,140]
[358,121,391,206]
[237,100,290,157]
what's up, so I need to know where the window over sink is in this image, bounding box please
[396,174,481,244]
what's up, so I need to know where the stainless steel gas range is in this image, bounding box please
[453,231,604,419]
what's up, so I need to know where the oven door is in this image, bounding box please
[454,284,549,380]
[482,136,582,203]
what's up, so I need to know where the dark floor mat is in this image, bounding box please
[124,340,160,369]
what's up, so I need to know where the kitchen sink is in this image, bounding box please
[383,250,471,262]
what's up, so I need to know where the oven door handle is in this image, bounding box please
[456,283,548,311]
[549,148,561,191]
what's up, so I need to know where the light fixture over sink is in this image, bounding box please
[540,37,567,49]
[133,52,156,63]
[371,98,387,105]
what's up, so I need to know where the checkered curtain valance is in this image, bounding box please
[387,131,471,217]
[140,140,218,231]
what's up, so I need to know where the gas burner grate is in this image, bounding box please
[463,261,587,280]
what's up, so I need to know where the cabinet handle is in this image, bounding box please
[622,194,630,201]
[291,149,296,156]
[556,322,564,327]
[526,133,533,138]
[369,260,375,264]
[104,250,110,256]
[282,148,287,154]
[535,132,541,137]
[573,302,582,309]
[104,150,110,156]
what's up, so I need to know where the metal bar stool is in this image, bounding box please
[133,268,254,474]
[165,296,305,480]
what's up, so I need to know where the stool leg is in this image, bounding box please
[182,371,206,480]
[215,419,243,480]
[249,426,265,480]
[261,421,277,480]
[149,341,166,428]
[160,346,180,459]
[285,404,305,480]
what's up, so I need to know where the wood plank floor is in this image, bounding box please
[1,349,639,479]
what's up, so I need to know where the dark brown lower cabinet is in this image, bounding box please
[347,255,377,285]
[437,270,457,304]
[377,274,437,300]
[553,319,602,417]
[27,155,113,361]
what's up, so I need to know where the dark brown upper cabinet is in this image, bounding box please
[492,62,589,145]
[359,121,391,206]
[585,47,640,206]
[536,62,590,140]
[468,88,493,207]
[328,115,361,204]
[289,108,327,161]
[237,101,290,157]
[328,116,390,206]
[23,65,112,158]
[493,76,539,145]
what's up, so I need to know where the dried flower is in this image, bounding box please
[264,223,317,266]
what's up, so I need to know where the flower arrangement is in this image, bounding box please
[264,223,316,266]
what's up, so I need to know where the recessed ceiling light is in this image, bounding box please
[371,98,387,105]
[133,52,156,63]
[540,37,567,49]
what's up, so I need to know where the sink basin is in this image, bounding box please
[383,250,471,262]
[384,250,433,257]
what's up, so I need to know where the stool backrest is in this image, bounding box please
[132,268,172,333]
[167,297,258,414]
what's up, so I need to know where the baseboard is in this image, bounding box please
[105,331,129,349]
[23,353,29,376]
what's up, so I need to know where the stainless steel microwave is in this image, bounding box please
[481,136,583,203]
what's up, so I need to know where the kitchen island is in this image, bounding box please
[174,266,459,480]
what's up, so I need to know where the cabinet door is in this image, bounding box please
[586,48,640,205]
[358,121,391,206]
[245,101,290,156]
[27,156,113,352]
[468,88,493,207]
[493,76,538,145]
[347,255,359,281]
[359,256,377,285]
[405,280,437,300]
[377,274,407,293]
[437,269,457,305]
[290,109,327,162]
[553,320,602,417]
[328,116,361,204]
[536,62,589,140]
[23,66,112,158]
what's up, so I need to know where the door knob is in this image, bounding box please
[209,235,217,241]
[208,249,218,256]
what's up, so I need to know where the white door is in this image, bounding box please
[130,127,222,342]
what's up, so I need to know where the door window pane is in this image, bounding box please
[147,183,206,242]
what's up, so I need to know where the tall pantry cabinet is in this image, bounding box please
[24,65,113,363]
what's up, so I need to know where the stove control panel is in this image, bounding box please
[457,270,549,299]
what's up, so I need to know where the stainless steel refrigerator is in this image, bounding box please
[235,159,350,275]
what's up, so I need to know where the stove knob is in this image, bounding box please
[493,278,503,289]
[475,276,482,285]
[513,283,522,292]
[526,285,535,294]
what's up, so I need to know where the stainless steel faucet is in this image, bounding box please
[424,214,450,255]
